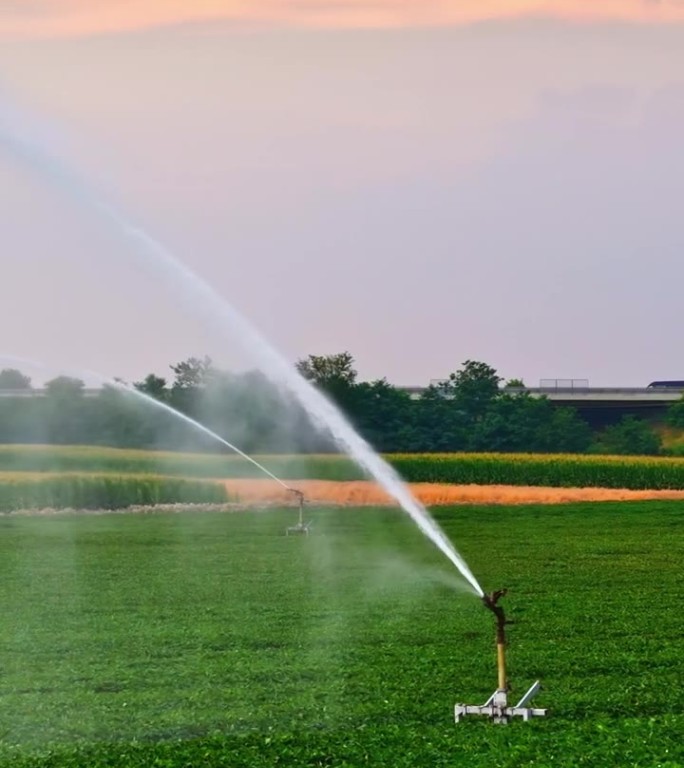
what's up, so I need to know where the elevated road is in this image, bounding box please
[0,388,103,398]
[398,386,684,406]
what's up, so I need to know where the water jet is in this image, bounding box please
[454,589,547,724]
[2,354,302,503]
[0,113,483,596]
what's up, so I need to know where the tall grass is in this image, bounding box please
[0,472,228,512]
[0,446,400,482]
[0,445,360,480]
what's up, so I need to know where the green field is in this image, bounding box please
[0,501,682,767]
[4,444,684,490]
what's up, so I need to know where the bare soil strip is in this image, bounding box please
[224,479,684,506]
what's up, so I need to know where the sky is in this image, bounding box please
[1,2,684,387]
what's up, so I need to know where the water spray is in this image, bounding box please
[100,380,314,530]
[0,109,481,594]
[454,589,547,724]
[3,355,310,526]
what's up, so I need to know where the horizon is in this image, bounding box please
[0,361,679,390]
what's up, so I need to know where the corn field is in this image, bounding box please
[389,453,684,489]
[0,472,228,512]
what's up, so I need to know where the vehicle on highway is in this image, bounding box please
[646,380,684,389]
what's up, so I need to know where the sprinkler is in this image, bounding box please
[285,488,312,535]
[454,589,547,724]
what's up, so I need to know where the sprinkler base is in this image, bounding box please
[455,681,546,724]
[285,522,311,535]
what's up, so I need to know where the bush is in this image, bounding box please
[666,396,684,429]
[590,416,661,456]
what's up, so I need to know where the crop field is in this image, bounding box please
[4,444,684,490]
[0,501,682,767]
[0,472,228,511]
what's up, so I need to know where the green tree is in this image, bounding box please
[0,368,32,389]
[591,416,661,456]
[666,396,684,429]
[92,384,187,450]
[0,398,44,443]
[44,376,88,444]
[450,360,502,421]
[541,407,593,453]
[170,356,215,390]
[134,374,168,401]
[199,369,293,453]
[353,379,415,452]
[295,352,358,413]
[413,382,468,452]
[45,376,85,397]
[471,393,548,452]
[169,356,216,418]
[464,387,592,453]
[296,351,356,387]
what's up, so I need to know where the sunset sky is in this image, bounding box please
[3,1,684,38]
[1,2,684,386]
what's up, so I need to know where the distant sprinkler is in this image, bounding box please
[454,589,547,724]
[285,488,312,535]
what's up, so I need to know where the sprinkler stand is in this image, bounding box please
[285,489,311,535]
[454,589,547,724]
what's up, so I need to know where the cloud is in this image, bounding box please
[2,0,684,40]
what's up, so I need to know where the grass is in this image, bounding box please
[5,444,684,489]
[0,501,682,766]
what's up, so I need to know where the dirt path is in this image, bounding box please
[223,479,684,506]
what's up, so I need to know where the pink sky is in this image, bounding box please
[3,4,684,386]
[3,0,684,39]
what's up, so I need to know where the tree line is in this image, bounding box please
[0,354,675,455]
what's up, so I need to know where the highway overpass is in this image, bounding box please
[398,385,683,425]
[0,388,104,398]
[399,385,683,404]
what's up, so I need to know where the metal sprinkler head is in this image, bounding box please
[454,588,547,724]
[285,488,312,535]
[482,588,508,621]
[482,589,511,653]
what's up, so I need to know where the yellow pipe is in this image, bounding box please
[483,589,509,692]
[497,641,507,691]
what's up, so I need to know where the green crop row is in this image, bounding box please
[0,473,228,512]
[389,452,684,489]
[0,445,361,480]
[3,445,684,490]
